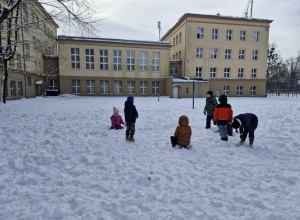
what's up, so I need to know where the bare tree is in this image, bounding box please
[0,0,102,104]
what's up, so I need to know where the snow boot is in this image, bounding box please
[129,137,135,142]
[236,141,244,146]
[126,136,130,141]
[249,139,254,147]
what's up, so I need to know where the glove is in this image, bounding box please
[203,110,206,115]
[213,121,217,125]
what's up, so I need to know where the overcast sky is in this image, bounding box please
[62,0,300,60]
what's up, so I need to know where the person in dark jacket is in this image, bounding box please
[213,95,233,141]
[232,113,258,147]
[203,91,218,129]
[124,96,138,142]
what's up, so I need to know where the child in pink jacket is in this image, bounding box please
[110,107,125,130]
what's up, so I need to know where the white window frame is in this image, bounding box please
[152,52,160,72]
[152,81,160,94]
[211,48,217,59]
[86,80,95,94]
[18,81,23,96]
[197,48,203,58]
[127,81,135,94]
[210,68,216,78]
[139,51,147,72]
[100,80,109,94]
[71,48,80,69]
[237,86,243,96]
[16,54,20,69]
[240,31,246,41]
[10,81,16,97]
[49,79,57,90]
[224,68,230,78]
[196,67,202,77]
[238,68,244,78]
[197,28,204,39]
[100,49,108,70]
[140,81,148,94]
[225,49,231,59]
[127,51,135,71]
[72,79,81,94]
[224,86,230,96]
[253,32,259,42]
[171,67,178,75]
[114,80,122,94]
[251,86,256,96]
[212,29,218,39]
[226,30,232,40]
[251,69,257,78]
[113,50,122,71]
[252,50,258,60]
[239,49,245,60]
[85,49,94,70]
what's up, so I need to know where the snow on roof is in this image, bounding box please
[57,35,171,46]
[172,78,207,83]
[35,81,44,85]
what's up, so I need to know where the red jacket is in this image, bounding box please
[213,103,233,125]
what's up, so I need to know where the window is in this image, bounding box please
[176,53,178,60]
[113,50,122,70]
[224,86,230,96]
[252,50,258,60]
[114,80,122,94]
[100,80,109,94]
[152,52,160,72]
[225,49,231,59]
[72,79,81,94]
[224,68,230,78]
[25,43,30,58]
[139,51,147,71]
[10,81,16,97]
[34,61,37,73]
[212,29,218,39]
[16,54,20,69]
[140,81,148,94]
[237,86,243,96]
[127,81,135,94]
[226,30,232,40]
[152,81,160,94]
[179,32,182,43]
[238,68,244,78]
[171,67,178,75]
[186,87,189,94]
[197,28,204,39]
[86,80,95,94]
[239,49,245,60]
[173,38,175,47]
[100,49,108,70]
[196,48,203,58]
[196,67,202,77]
[18,81,23,96]
[211,48,217,59]
[27,76,31,86]
[127,51,135,71]
[253,32,259,42]
[176,35,178,45]
[179,51,181,60]
[71,48,80,69]
[210,68,216,78]
[240,31,246,41]
[251,86,256,96]
[85,49,94,70]
[251,69,257,78]
[49,80,57,90]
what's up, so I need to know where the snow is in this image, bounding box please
[0,95,300,219]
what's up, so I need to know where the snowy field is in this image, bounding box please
[0,95,300,220]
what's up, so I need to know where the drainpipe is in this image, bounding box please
[183,17,187,78]
[21,4,28,98]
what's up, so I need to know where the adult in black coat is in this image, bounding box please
[124,96,138,141]
[232,113,258,147]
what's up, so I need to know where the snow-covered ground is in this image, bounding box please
[0,95,299,220]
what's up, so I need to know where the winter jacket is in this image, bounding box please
[110,115,125,130]
[213,95,233,125]
[234,113,258,139]
[174,115,192,147]
[204,96,218,116]
[124,97,138,125]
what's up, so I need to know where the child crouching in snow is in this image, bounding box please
[110,107,125,130]
[170,115,192,149]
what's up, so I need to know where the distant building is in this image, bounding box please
[57,36,171,96]
[162,13,273,97]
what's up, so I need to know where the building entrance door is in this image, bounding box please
[173,86,179,98]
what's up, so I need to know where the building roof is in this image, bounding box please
[161,13,273,40]
[57,35,171,47]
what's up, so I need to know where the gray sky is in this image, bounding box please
[65,0,300,60]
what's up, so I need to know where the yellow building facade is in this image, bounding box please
[57,36,171,96]
[162,13,273,97]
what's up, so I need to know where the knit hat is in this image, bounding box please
[113,107,119,115]
[206,91,213,96]
[232,119,241,129]
[218,94,227,104]
[127,96,134,103]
